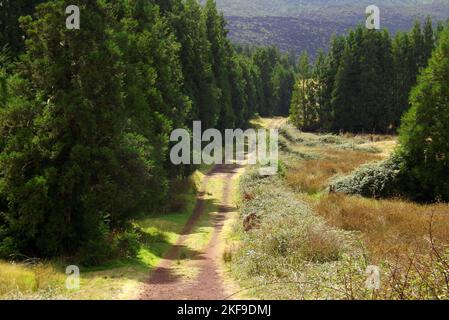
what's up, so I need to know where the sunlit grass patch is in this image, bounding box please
[313,193,449,261]
[0,167,210,300]
[285,149,383,194]
[0,261,71,300]
[279,124,394,195]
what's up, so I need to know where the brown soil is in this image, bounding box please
[140,118,283,300]
[140,164,242,300]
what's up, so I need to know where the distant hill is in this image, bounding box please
[211,0,449,17]
[203,0,449,56]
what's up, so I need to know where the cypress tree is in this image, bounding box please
[0,0,128,259]
[399,25,449,202]
[423,17,435,67]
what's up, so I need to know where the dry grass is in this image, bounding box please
[314,194,449,263]
[286,149,383,194]
[0,262,37,295]
[281,123,394,195]
[0,261,68,299]
[282,128,449,266]
[278,124,449,299]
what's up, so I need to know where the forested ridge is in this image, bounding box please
[0,0,295,263]
[212,0,449,59]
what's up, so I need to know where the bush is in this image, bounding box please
[0,236,17,259]
[330,155,405,198]
[115,229,140,260]
[78,224,142,267]
[78,222,117,267]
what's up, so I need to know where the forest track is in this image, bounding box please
[140,118,284,300]
[140,164,243,300]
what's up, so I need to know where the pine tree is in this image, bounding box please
[327,27,394,133]
[331,28,362,132]
[0,0,129,259]
[320,35,345,131]
[204,0,234,129]
[392,32,413,129]
[358,29,384,132]
[271,62,295,116]
[398,25,449,202]
[113,0,192,213]
[290,51,319,130]
[253,47,279,116]
[240,56,259,121]
[168,0,220,128]
[411,21,425,72]
[313,50,328,128]
[423,17,435,67]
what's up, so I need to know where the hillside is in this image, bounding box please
[208,0,449,56]
[210,0,449,17]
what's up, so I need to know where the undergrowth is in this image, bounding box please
[229,124,449,300]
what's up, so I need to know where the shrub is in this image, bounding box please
[115,229,140,260]
[330,155,405,198]
[78,233,116,267]
[0,236,17,259]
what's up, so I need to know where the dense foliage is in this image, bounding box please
[398,24,449,202]
[0,1,46,55]
[290,20,441,134]
[0,0,294,262]
[320,22,449,203]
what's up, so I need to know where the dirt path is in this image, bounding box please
[140,118,284,300]
[140,164,243,300]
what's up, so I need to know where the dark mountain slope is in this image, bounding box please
[204,0,449,56]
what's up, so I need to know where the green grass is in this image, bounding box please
[165,175,225,280]
[0,167,211,300]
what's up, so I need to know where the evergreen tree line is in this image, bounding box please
[290,18,447,134]
[398,22,449,202]
[292,19,449,204]
[332,22,449,203]
[0,0,294,263]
